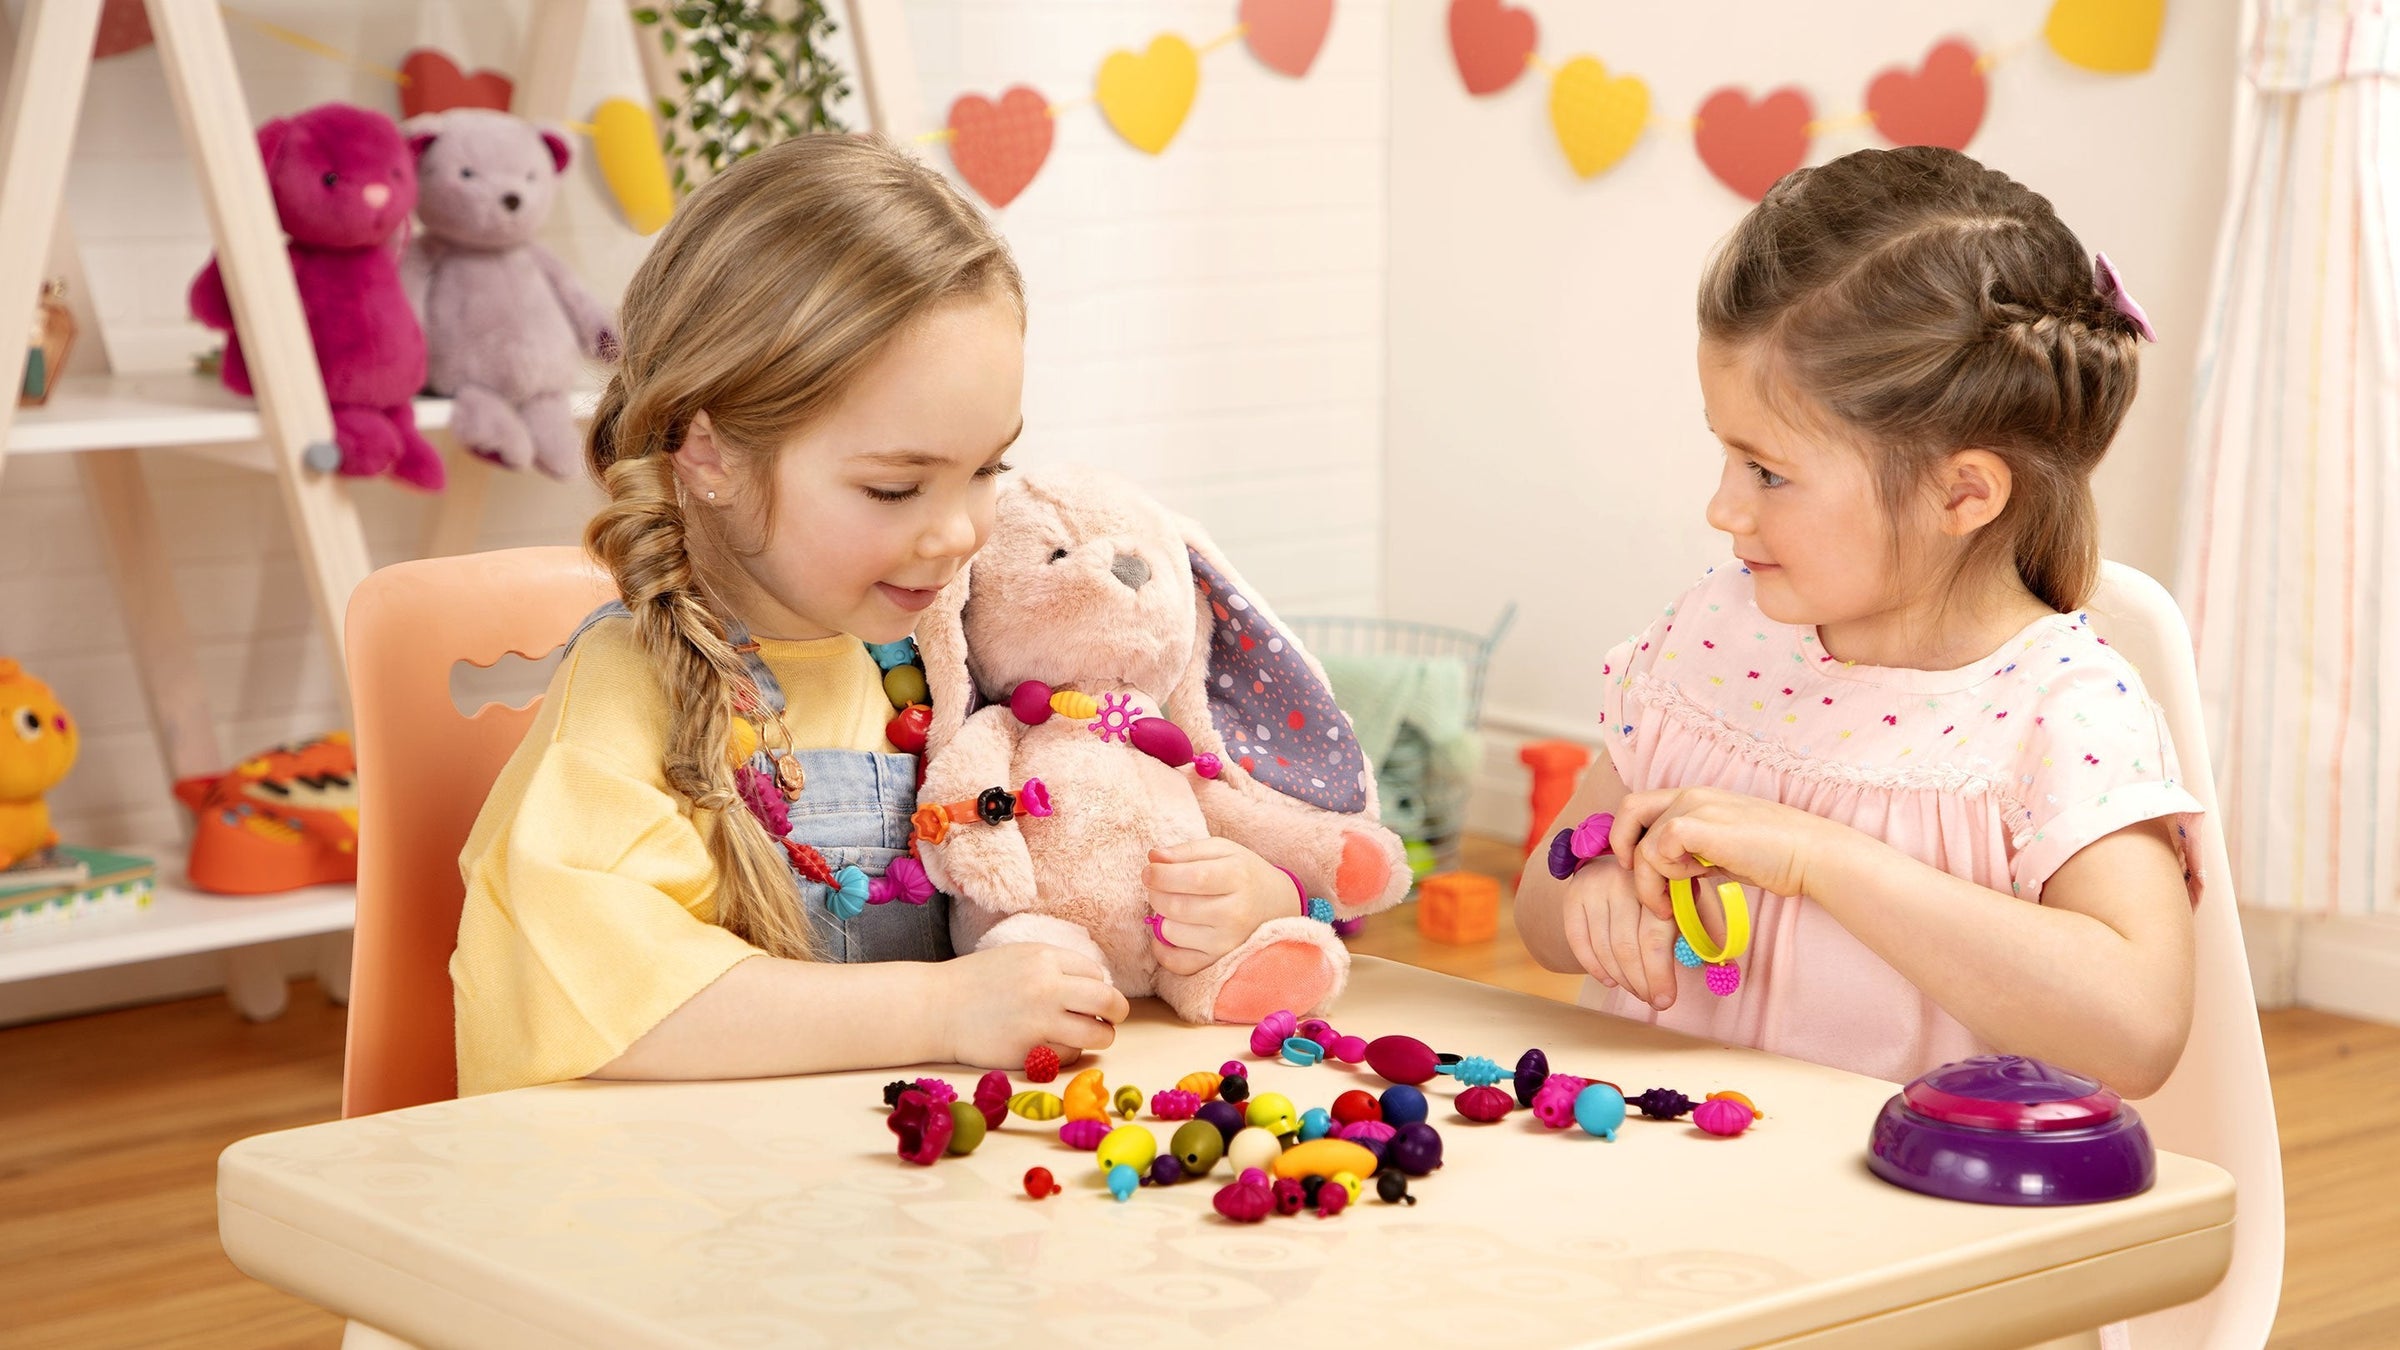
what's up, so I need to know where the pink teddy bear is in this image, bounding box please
[190,103,444,491]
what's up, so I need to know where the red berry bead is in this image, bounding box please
[1331,1089,1383,1126]
[1023,1166,1063,1199]
[1025,1045,1060,1083]
[1271,1177,1308,1216]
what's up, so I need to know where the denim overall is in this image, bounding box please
[566,604,951,963]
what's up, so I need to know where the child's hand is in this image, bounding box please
[940,943,1131,1069]
[1562,856,1685,1010]
[1610,786,1836,913]
[1144,837,1297,977]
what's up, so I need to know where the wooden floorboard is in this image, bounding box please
[0,834,2392,1348]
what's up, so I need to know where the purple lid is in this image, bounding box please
[1866,1055,2154,1206]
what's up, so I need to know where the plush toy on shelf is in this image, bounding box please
[189,102,446,491]
[402,108,619,479]
[0,660,78,871]
[173,732,360,895]
[914,468,1411,1025]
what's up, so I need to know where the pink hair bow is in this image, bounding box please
[2092,252,2156,343]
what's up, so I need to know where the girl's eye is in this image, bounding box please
[863,485,920,504]
[975,459,1014,480]
[1748,460,1788,488]
[321,171,338,187]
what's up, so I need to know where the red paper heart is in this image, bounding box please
[1867,38,1987,151]
[1448,0,1538,97]
[93,0,153,59]
[399,48,515,119]
[1694,86,1813,202]
[947,86,1053,209]
[1241,0,1334,78]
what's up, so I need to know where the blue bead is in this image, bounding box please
[1280,1036,1324,1067]
[1574,1083,1627,1141]
[1298,1108,1332,1142]
[1447,1055,1510,1088]
[1108,1163,1139,1201]
[1306,896,1336,924]
[1380,1084,1428,1127]
[863,638,920,671]
[1673,936,1703,968]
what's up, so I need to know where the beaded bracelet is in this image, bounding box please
[1546,810,1752,997]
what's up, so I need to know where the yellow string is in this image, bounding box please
[221,5,412,87]
[1802,109,1876,136]
[1197,23,1249,56]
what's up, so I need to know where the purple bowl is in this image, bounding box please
[1866,1055,2154,1206]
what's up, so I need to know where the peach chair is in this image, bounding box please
[2085,561,2284,1350]
[341,546,616,1119]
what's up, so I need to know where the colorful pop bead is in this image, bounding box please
[1331,1090,1382,1126]
[1298,1107,1333,1142]
[1150,1088,1201,1120]
[1108,1163,1140,1201]
[1514,1049,1550,1107]
[1112,1085,1144,1119]
[910,1077,956,1106]
[1365,1034,1439,1085]
[1250,1010,1299,1057]
[1441,1055,1511,1088]
[1008,1090,1064,1121]
[1176,1071,1223,1101]
[1456,1085,1514,1122]
[1023,1166,1062,1199]
[1058,1118,1110,1151]
[973,1071,1011,1130]
[1281,1037,1324,1066]
[1693,1097,1757,1137]
[1173,1120,1225,1176]
[1706,962,1742,996]
[889,1090,953,1165]
[1024,1045,1060,1082]
[1096,1125,1158,1174]
[1630,1088,1695,1120]
[1388,1122,1445,1176]
[1573,1083,1628,1140]
[1378,1084,1429,1126]
[945,1102,986,1155]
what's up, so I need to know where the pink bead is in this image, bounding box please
[1317,1185,1349,1217]
[1570,811,1615,860]
[1010,681,1054,725]
[1456,1085,1514,1123]
[1339,1120,1396,1149]
[1365,1034,1439,1085]
[1017,778,1052,818]
[1238,1167,1271,1188]
[1059,1118,1110,1150]
[1194,753,1222,779]
[973,1071,1010,1131]
[1329,1035,1368,1064]
[1221,1060,1248,1079]
[1149,1089,1201,1120]
[1532,1076,1587,1130]
[911,1078,957,1106]
[1707,962,1742,997]
[1128,716,1194,767]
[1693,1098,1756,1137]
[1213,1177,1272,1223]
[1249,1011,1298,1057]
[1298,1018,1336,1044]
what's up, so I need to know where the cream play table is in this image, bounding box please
[218,957,2232,1348]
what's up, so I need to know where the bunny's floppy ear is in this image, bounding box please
[916,553,979,764]
[1167,520,1375,817]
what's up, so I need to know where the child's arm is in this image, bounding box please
[593,940,1132,1079]
[1615,788,2196,1096]
[1511,751,1685,1006]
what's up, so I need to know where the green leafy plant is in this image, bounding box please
[632,1,852,193]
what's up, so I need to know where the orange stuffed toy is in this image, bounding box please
[173,731,359,894]
[0,659,78,870]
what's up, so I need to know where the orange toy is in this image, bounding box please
[1416,870,1501,945]
[1519,739,1593,856]
[173,732,359,894]
[0,659,78,869]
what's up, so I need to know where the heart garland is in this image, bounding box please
[1442,0,2155,200]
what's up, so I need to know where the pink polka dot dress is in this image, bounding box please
[1588,563,2207,1086]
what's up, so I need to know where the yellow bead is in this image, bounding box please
[1271,1139,1379,1182]
[1096,1125,1157,1175]
[1113,1085,1144,1120]
[1245,1092,1297,1137]
[1177,1071,1223,1101]
[1330,1170,1363,1203]
[1051,690,1098,719]
[728,718,760,764]
[1008,1090,1064,1121]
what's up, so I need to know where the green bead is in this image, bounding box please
[883,664,928,709]
[1171,1120,1223,1177]
[945,1101,986,1155]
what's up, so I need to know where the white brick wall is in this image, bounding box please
[7,0,1389,853]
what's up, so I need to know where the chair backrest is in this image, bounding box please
[341,546,617,1118]
[2084,561,2284,1350]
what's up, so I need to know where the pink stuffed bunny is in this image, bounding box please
[189,103,443,491]
[915,469,1410,1023]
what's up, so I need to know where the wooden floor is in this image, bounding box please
[0,835,2393,1348]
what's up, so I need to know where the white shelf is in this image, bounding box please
[0,842,353,983]
[6,369,600,465]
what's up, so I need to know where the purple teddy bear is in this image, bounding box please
[189,103,445,492]
[401,109,618,479]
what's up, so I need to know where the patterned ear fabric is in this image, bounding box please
[1189,547,1368,813]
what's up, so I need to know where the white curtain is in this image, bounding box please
[2177,0,2400,917]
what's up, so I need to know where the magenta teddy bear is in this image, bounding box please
[189,103,445,491]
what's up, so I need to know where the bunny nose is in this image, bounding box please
[361,183,391,209]
[501,192,522,211]
[1110,553,1151,590]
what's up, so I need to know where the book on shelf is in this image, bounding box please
[0,845,157,931]
[0,845,91,890]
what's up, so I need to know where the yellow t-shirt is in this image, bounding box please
[452,614,894,1096]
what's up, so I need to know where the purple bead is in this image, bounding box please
[1196,1100,1247,1145]
[1298,1018,1337,1044]
[1389,1122,1445,1176]
[1148,1155,1185,1187]
[1515,1048,1550,1108]
[1547,828,1581,880]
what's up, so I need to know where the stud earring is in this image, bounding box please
[706,490,717,500]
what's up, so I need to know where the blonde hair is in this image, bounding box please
[584,134,1023,960]
[1698,146,2143,613]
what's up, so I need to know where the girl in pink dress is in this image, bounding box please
[1515,146,2205,1097]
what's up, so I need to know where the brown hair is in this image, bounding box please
[1697,145,2144,614]
[583,134,1022,960]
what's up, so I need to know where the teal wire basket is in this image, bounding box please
[1284,604,1516,876]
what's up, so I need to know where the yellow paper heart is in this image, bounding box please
[1548,56,1650,180]
[1096,35,1200,155]
[591,97,674,235]
[2043,0,2166,74]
